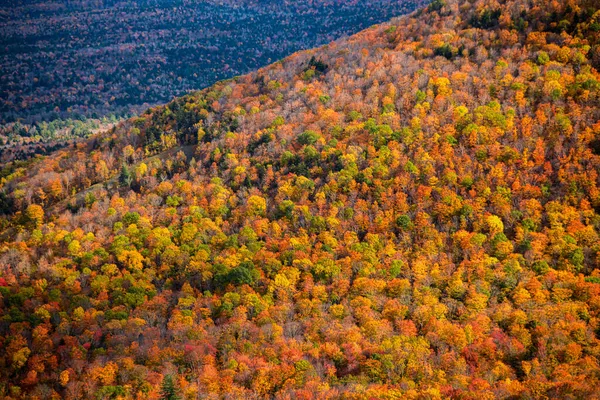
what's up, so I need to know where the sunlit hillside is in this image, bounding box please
[1,0,600,398]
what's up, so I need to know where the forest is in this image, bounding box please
[0,0,427,124]
[1,0,600,398]
[0,117,122,163]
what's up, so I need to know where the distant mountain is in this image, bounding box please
[0,0,427,124]
[1,0,600,398]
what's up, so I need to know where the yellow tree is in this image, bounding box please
[26,204,44,228]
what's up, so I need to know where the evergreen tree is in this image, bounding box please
[159,374,180,400]
[119,163,132,187]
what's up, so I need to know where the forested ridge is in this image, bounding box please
[0,0,426,123]
[2,0,600,398]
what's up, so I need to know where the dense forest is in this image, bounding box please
[0,0,426,124]
[2,0,600,398]
[0,117,122,163]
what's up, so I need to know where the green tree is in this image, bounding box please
[159,374,180,400]
[119,164,133,187]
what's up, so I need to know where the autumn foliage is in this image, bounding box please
[2,0,600,398]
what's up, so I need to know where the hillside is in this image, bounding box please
[0,0,426,124]
[2,0,600,398]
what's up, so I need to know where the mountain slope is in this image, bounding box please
[0,0,427,123]
[2,0,600,398]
